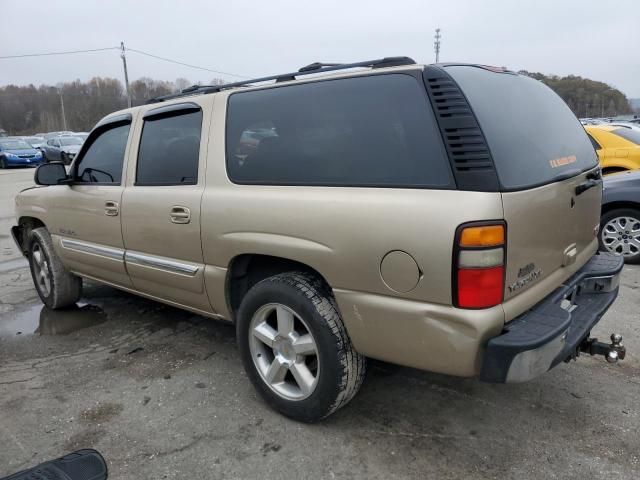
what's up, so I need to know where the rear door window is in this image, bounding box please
[136,107,202,186]
[226,74,453,188]
[445,66,598,190]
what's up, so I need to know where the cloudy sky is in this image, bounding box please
[2,0,639,97]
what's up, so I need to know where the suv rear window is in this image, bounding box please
[225,74,453,188]
[611,127,640,145]
[446,66,598,190]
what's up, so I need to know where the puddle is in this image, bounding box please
[0,257,29,273]
[0,302,107,337]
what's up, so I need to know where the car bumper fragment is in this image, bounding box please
[480,252,624,383]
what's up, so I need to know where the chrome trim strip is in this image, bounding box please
[60,238,124,261]
[125,251,199,276]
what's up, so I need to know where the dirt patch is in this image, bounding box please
[64,428,106,451]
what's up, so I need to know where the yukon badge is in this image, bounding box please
[509,263,542,293]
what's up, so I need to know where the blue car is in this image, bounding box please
[0,138,45,168]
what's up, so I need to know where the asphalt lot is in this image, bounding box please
[0,167,639,479]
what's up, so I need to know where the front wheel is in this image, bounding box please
[0,157,6,169]
[27,227,82,308]
[237,272,366,422]
[599,208,640,264]
[61,152,68,165]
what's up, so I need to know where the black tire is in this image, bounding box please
[0,157,6,169]
[61,152,68,165]
[237,272,366,422]
[27,227,82,309]
[599,208,640,264]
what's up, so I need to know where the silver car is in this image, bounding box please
[42,136,83,164]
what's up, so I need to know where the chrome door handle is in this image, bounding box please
[104,201,119,216]
[170,206,191,224]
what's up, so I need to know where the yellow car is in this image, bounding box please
[585,125,640,174]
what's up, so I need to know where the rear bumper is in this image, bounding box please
[480,252,624,383]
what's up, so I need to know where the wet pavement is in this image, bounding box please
[1,168,640,479]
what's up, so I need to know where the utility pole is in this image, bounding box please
[58,88,67,130]
[434,28,441,63]
[120,41,132,108]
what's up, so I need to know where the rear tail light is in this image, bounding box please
[454,223,506,309]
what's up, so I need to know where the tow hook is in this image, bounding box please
[579,334,626,363]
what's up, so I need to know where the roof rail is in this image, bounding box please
[146,56,416,104]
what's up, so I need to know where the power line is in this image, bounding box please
[0,47,119,59]
[126,48,249,78]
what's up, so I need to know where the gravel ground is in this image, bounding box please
[1,168,639,479]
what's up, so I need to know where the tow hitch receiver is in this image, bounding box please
[578,334,626,364]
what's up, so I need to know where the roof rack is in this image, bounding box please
[146,56,416,104]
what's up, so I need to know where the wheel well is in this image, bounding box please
[15,217,46,254]
[602,167,628,176]
[602,201,640,216]
[226,254,330,319]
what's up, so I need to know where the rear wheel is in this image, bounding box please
[27,227,82,308]
[237,272,366,422]
[0,157,6,169]
[599,208,640,264]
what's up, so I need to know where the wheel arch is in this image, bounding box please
[14,216,47,254]
[601,201,640,216]
[225,253,333,321]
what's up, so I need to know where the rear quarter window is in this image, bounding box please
[611,128,640,145]
[225,74,453,188]
[445,66,598,190]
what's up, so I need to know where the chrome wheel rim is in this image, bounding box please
[32,243,51,296]
[249,303,319,401]
[602,216,640,257]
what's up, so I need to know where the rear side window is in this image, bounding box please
[226,74,453,188]
[136,109,202,185]
[75,123,130,184]
[446,66,598,190]
[611,127,640,145]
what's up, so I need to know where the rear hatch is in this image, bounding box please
[444,66,601,317]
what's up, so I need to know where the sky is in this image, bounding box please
[1,0,639,97]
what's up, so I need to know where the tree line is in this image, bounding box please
[0,77,224,135]
[0,72,635,135]
[518,71,632,118]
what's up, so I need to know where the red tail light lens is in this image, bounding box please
[454,223,506,309]
[457,266,504,308]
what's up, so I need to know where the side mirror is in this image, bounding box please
[34,162,69,186]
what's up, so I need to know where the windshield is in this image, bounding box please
[611,127,640,145]
[59,137,83,146]
[24,137,44,145]
[0,140,32,150]
[445,66,598,191]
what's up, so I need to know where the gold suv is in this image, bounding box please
[12,58,626,422]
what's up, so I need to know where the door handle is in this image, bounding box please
[104,201,119,216]
[170,206,191,224]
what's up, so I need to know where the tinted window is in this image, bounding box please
[611,128,640,145]
[226,74,453,188]
[446,66,598,190]
[136,110,202,185]
[75,123,130,184]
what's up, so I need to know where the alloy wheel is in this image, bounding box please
[602,215,640,257]
[248,303,320,400]
[31,243,52,296]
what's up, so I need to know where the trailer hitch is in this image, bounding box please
[579,333,626,363]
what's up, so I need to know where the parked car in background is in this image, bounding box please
[608,122,640,132]
[22,136,47,149]
[42,136,83,164]
[44,131,74,140]
[600,170,640,263]
[585,125,640,174]
[0,138,44,168]
[73,132,89,141]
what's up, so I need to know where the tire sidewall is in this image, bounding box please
[600,208,640,264]
[237,276,346,422]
